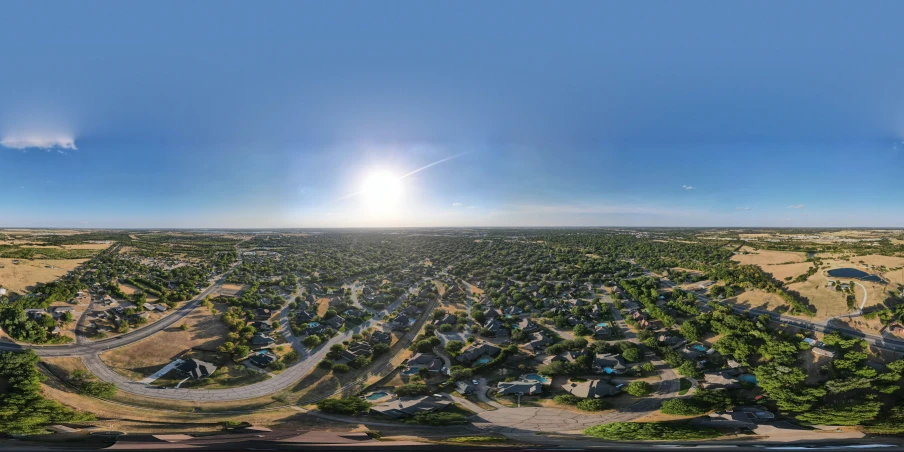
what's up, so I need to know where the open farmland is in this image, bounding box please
[0,258,88,293]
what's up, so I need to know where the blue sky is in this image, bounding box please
[1,1,903,228]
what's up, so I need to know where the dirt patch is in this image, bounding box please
[315,298,330,317]
[787,274,848,320]
[0,258,88,293]
[100,304,229,380]
[216,283,246,297]
[729,290,789,313]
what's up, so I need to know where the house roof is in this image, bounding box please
[176,358,217,379]
[370,396,451,418]
[496,380,542,395]
[564,379,620,398]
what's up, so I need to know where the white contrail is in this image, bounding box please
[398,151,470,179]
[335,151,470,201]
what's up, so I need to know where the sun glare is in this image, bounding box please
[361,170,403,211]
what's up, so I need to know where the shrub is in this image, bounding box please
[625,381,653,397]
[576,398,609,411]
[318,359,333,369]
[405,412,468,425]
[660,398,707,416]
[317,397,371,415]
[332,363,350,373]
[584,422,721,440]
[395,383,429,397]
[554,394,581,405]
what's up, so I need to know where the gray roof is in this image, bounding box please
[370,396,451,418]
[564,379,620,398]
[496,380,542,395]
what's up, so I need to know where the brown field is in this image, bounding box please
[214,283,246,297]
[0,258,88,293]
[787,274,849,319]
[732,249,807,266]
[100,303,229,380]
[739,233,774,239]
[847,254,904,269]
[315,298,330,317]
[119,283,139,295]
[761,262,814,282]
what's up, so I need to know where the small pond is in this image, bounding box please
[827,268,883,283]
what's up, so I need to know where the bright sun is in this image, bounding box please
[361,171,403,211]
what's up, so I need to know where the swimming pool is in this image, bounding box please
[603,367,617,374]
[522,373,549,383]
[691,344,707,352]
[596,322,609,327]
[365,391,389,400]
[308,321,320,327]
[739,374,758,385]
[475,357,492,365]
[402,367,419,375]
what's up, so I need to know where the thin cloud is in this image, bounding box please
[736,207,751,211]
[1,135,77,151]
[682,185,695,190]
[787,204,805,209]
[452,202,463,207]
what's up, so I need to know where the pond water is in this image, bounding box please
[365,391,389,400]
[827,268,883,282]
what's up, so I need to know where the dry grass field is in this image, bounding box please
[732,249,807,266]
[100,303,229,380]
[761,262,814,281]
[216,283,246,297]
[0,258,88,293]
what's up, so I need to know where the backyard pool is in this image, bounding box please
[308,321,321,327]
[522,373,549,383]
[475,357,492,365]
[596,322,609,327]
[602,367,618,374]
[402,367,419,375]
[739,374,758,385]
[691,344,707,352]
[365,391,389,400]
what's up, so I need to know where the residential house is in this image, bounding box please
[496,380,542,396]
[407,353,445,372]
[525,332,555,353]
[564,379,620,398]
[434,313,457,326]
[456,343,502,365]
[325,315,345,329]
[516,318,541,333]
[296,310,316,323]
[456,381,476,395]
[370,396,451,419]
[176,358,217,379]
[251,333,276,347]
[370,330,392,345]
[592,353,627,374]
[504,306,523,316]
[483,318,503,335]
[24,308,46,319]
[702,369,742,389]
[255,308,272,319]
[812,346,836,358]
[340,341,373,361]
[550,350,585,364]
[390,314,411,330]
[250,321,272,332]
[249,352,277,368]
